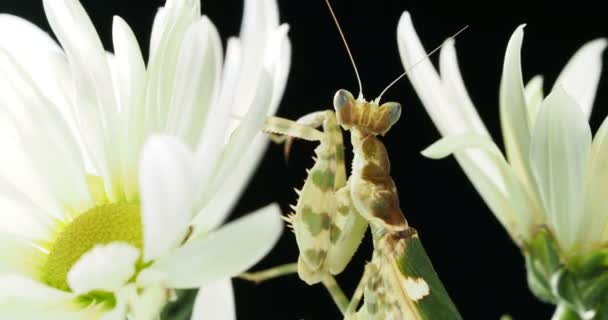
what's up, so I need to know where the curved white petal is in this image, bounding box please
[398,12,519,238]
[0,15,80,163]
[524,75,544,126]
[422,133,539,239]
[553,38,607,119]
[438,39,488,135]
[264,25,291,113]
[530,88,591,252]
[140,135,196,261]
[0,50,92,214]
[422,133,503,159]
[167,16,222,147]
[397,12,459,135]
[193,71,273,233]
[499,25,535,193]
[191,280,235,320]
[112,16,147,202]
[0,14,73,112]
[231,0,280,117]
[67,242,139,294]
[43,0,120,199]
[153,203,283,289]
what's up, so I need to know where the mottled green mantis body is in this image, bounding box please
[241,1,464,318]
[333,89,461,319]
[263,111,368,285]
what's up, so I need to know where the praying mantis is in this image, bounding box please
[241,1,464,319]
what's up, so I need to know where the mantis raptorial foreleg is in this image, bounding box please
[244,111,367,286]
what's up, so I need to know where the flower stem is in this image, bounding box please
[551,305,582,320]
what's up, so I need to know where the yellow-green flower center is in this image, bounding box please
[42,203,143,291]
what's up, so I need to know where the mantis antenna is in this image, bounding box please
[325,0,364,99]
[375,25,469,103]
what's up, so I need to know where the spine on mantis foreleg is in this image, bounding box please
[264,112,368,285]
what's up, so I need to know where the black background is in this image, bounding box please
[2,0,608,319]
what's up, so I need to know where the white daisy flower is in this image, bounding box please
[0,0,290,318]
[398,12,608,318]
[397,12,606,254]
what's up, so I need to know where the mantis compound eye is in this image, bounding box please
[384,102,402,125]
[333,89,354,111]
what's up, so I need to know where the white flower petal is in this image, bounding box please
[193,134,267,234]
[0,14,73,111]
[43,0,120,199]
[0,16,82,165]
[422,133,539,239]
[67,242,139,294]
[499,25,535,193]
[0,115,62,216]
[0,307,87,320]
[145,0,200,132]
[438,39,489,135]
[112,16,147,202]
[264,25,291,112]
[149,0,200,62]
[0,178,53,241]
[153,203,283,289]
[398,12,522,237]
[140,135,196,261]
[0,232,44,276]
[398,12,487,137]
[530,88,592,252]
[193,71,273,233]
[193,38,242,200]
[0,50,92,214]
[0,275,73,303]
[583,116,608,247]
[131,285,167,320]
[524,75,544,126]
[553,39,607,119]
[191,280,235,320]
[422,133,503,159]
[167,17,222,147]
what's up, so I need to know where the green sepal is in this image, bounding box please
[395,234,462,320]
[524,228,562,303]
[569,249,608,277]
